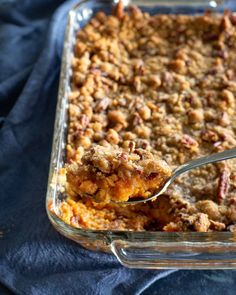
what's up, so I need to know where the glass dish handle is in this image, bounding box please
[111,240,236,269]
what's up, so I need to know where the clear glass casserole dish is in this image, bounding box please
[46,0,236,269]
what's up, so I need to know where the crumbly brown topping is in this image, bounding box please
[57,3,236,232]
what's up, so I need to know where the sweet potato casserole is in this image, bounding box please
[57,2,236,232]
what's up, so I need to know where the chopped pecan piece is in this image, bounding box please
[181,134,198,149]
[210,220,226,231]
[134,60,144,75]
[95,97,110,112]
[201,130,219,142]
[229,13,236,26]
[212,49,228,59]
[113,0,124,19]
[131,112,143,126]
[162,72,173,86]
[80,114,90,129]
[220,14,231,31]
[193,213,210,232]
[227,224,236,232]
[129,141,136,152]
[217,169,230,202]
[129,5,143,19]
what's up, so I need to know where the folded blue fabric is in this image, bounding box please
[0,1,236,294]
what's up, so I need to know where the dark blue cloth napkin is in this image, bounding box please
[0,1,236,294]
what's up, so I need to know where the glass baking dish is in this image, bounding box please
[46,0,236,269]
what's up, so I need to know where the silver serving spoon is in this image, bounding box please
[119,147,236,205]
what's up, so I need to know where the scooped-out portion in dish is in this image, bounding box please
[65,146,171,203]
[53,2,236,232]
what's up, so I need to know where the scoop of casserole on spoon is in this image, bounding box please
[65,145,171,204]
[64,146,236,205]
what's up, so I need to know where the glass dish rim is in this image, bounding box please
[46,0,236,245]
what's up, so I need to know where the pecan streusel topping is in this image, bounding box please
[57,3,236,232]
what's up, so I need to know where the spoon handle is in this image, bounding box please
[172,147,236,181]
